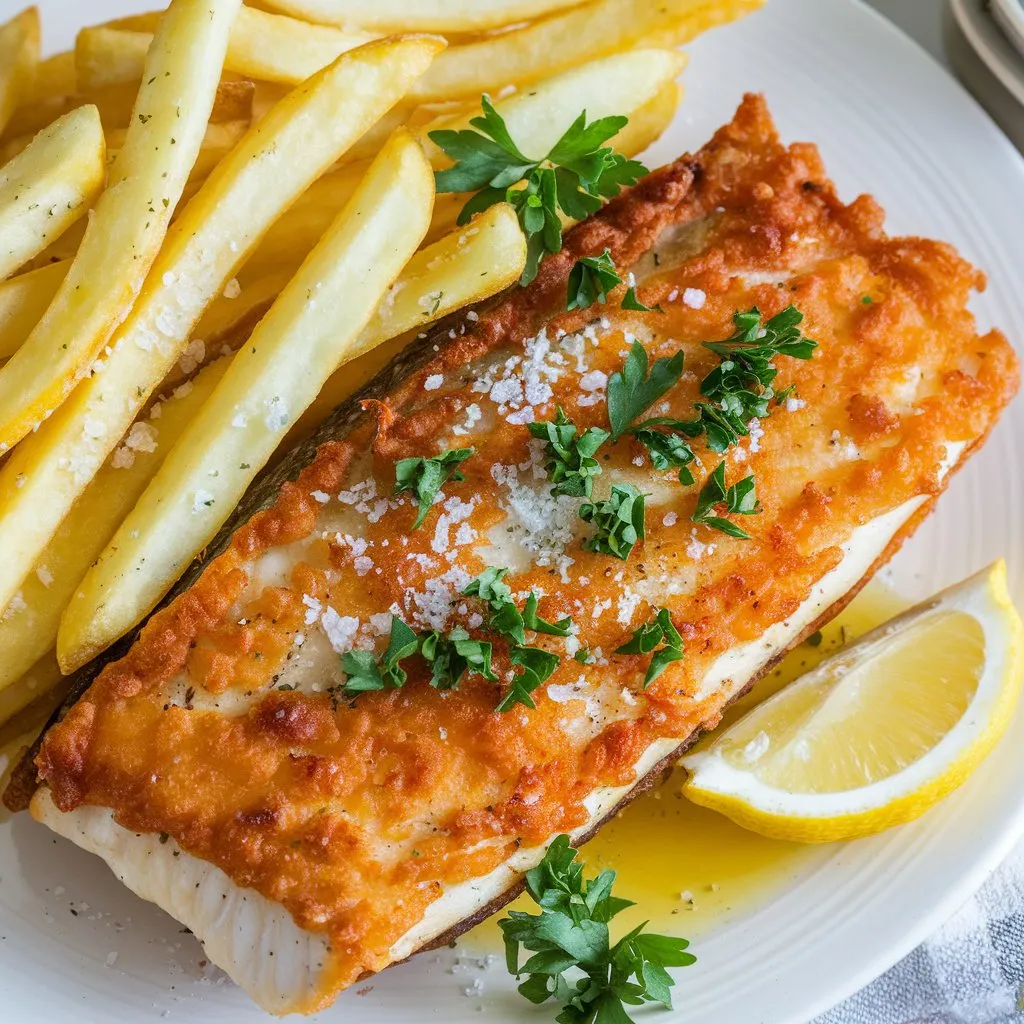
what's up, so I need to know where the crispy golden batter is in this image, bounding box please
[29,96,1018,1009]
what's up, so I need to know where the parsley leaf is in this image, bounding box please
[615,608,684,687]
[606,340,684,440]
[621,286,663,313]
[394,447,474,529]
[691,461,761,539]
[463,567,573,710]
[693,305,817,453]
[628,419,698,486]
[340,617,418,695]
[566,248,621,312]
[579,483,646,561]
[499,834,696,1023]
[529,407,610,498]
[430,97,647,285]
[420,626,497,689]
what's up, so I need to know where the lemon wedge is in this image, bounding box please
[681,561,1024,843]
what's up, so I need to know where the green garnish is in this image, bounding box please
[529,407,610,498]
[340,617,495,696]
[566,248,621,312]
[579,483,646,560]
[693,305,816,453]
[340,618,419,694]
[691,461,760,539]
[430,97,648,284]
[628,420,698,486]
[621,285,663,313]
[463,567,573,711]
[420,626,497,689]
[806,630,824,647]
[499,834,696,1023]
[393,447,474,529]
[606,339,684,441]
[615,608,684,687]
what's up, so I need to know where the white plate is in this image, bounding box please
[992,0,1024,60]
[2,1,1024,1022]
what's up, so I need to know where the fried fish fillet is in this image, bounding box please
[11,95,1019,1013]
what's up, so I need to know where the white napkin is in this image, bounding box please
[816,843,1024,1023]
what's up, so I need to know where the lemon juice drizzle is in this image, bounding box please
[463,582,907,949]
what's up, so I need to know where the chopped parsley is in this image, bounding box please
[340,618,419,694]
[692,305,817,453]
[499,834,696,1022]
[463,567,572,711]
[691,461,760,539]
[420,627,497,689]
[566,248,621,312]
[621,285,663,313]
[430,96,647,284]
[528,407,610,498]
[579,483,646,561]
[615,608,684,687]
[393,447,474,529]
[606,339,684,441]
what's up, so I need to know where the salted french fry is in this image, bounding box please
[0,0,241,457]
[103,10,163,32]
[0,36,443,631]
[59,130,435,667]
[260,0,590,32]
[77,9,377,91]
[291,201,525,443]
[0,262,68,361]
[23,50,76,105]
[0,356,231,698]
[194,267,295,348]
[0,7,39,137]
[0,105,105,282]
[411,0,762,101]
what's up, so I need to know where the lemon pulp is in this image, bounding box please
[718,610,986,793]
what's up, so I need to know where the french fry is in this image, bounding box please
[76,9,377,91]
[421,48,685,164]
[0,262,68,362]
[74,27,150,91]
[0,36,444,629]
[22,50,76,105]
[259,0,590,32]
[290,201,525,443]
[59,129,436,668]
[0,105,105,282]
[0,0,241,456]
[0,652,66,734]
[194,267,294,348]
[0,7,39,137]
[411,0,762,101]
[0,356,231,699]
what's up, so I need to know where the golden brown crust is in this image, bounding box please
[27,95,1020,1006]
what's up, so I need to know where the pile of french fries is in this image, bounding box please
[0,0,759,735]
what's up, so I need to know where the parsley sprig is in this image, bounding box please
[340,617,494,696]
[500,834,696,1023]
[394,447,474,529]
[615,608,684,687]
[693,305,817,453]
[579,483,646,561]
[529,407,610,498]
[567,249,621,312]
[463,567,572,711]
[430,97,647,284]
[606,340,685,442]
[691,461,760,539]
[566,249,662,314]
